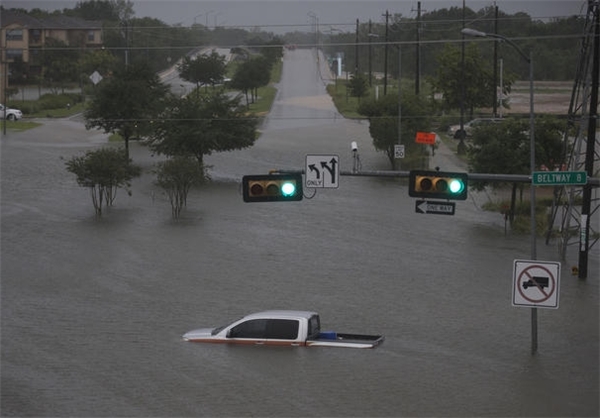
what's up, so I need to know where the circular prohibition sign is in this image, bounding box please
[517,265,556,304]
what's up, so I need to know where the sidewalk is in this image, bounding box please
[430,137,468,172]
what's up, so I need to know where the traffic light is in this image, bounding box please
[242,174,303,202]
[408,170,468,200]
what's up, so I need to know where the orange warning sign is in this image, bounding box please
[415,132,436,145]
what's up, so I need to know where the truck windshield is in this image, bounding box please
[211,317,242,335]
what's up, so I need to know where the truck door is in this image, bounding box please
[227,319,268,345]
[265,319,300,346]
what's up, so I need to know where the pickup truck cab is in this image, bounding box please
[183,310,384,349]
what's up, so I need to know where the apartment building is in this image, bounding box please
[1,9,102,98]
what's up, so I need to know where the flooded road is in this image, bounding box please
[1,49,598,417]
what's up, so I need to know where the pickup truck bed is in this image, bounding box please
[306,332,384,348]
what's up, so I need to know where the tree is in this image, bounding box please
[230,55,271,107]
[259,38,285,66]
[534,116,567,172]
[467,116,565,222]
[178,51,227,96]
[154,156,205,219]
[347,73,368,103]
[68,0,121,20]
[42,38,80,92]
[78,48,118,78]
[84,59,170,158]
[146,93,258,169]
[65,147,141,216]
[358,90,434,169]
[429,43,515,118]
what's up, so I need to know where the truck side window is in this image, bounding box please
[229,319,268,338]
[266,319,299,340]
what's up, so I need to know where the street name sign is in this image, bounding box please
[415,200,455,215]
[512,259,561,309]
[532,171,587,186]
[305,155,339,188]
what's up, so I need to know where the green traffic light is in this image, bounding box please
[281,181,296,197]
[242,174,303,202]
[449,179,465,194]
[408,170,468,201]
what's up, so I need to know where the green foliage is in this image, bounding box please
[78,49,118,78]
[325,82,364,119]
[358,89,435,169]
[347,73,369,102]
[533,115,568,171]
[64,147,141,216]
[259,38,285,66]
[42,38,81,90]
[429,43,515,117]
[84,59,170,157]
[467,116,566,189]
[323,6,582,82]
[468,118,530,189]
[230,56,272,107]
[154,156,205,219]
[146,92,258,167]
[67,0,129,20]
[178,51,227,95]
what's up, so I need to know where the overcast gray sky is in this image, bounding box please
[2,0,589,32]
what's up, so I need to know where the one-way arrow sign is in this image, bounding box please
[415,200,456,215]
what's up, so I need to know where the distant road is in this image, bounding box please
[158,46,233,97]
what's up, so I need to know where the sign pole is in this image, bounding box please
[531,308,538,354]
[512,260,561,354]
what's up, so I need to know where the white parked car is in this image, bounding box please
[0,104,23,121]
[447,117,503,139]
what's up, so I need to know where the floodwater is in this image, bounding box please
[1,49,598,417]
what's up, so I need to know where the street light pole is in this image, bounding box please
[462,28,537,353]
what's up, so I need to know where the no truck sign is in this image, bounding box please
[512,260,561,309]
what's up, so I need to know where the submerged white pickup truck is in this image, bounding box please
[183,310,384,349]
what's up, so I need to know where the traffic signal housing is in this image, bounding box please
[409,170,468,200]
[242,173,303,202]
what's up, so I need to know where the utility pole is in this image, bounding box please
[458,0,466,154]
[355,19,359,74]
[368,20,372,86]
[493,5,499,116]
[415,1,421,95]
[383,10,389,95]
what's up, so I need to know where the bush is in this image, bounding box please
[38,93,82,110]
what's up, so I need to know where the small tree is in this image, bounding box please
[347,73,368,103]
[154,156,205,219]
[230,56,271,107]
[178,50,227,96]
[65,147,141,216]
